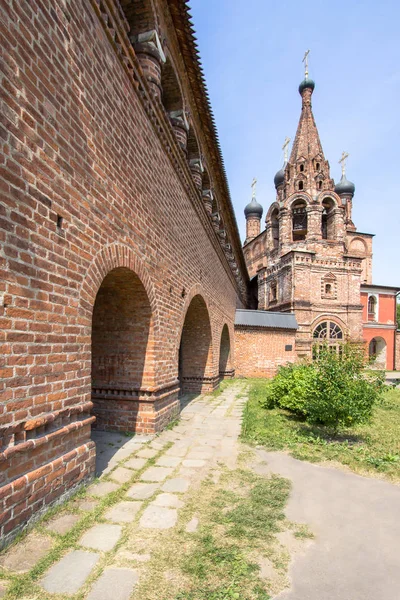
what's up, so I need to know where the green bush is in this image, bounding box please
[263,343,385,431]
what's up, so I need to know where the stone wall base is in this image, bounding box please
[92,383,181,433]
[0,441,95,550]
[180,375,219,394]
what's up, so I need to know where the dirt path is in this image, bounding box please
[256,450,400,600]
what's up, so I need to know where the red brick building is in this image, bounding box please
[0,0,246,547]
[361,285,399,370]
[243,74,400,367]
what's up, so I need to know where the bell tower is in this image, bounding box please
[243,52,373,358]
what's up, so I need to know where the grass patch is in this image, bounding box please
[242,379,400,481]
[133,465,296,600]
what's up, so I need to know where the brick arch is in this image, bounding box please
[318,190,342,207]
[287,193,312,209]
[349,237,367,254]
[311,314,348,338]
[176,283,214,353]
[266,202,280,223]
[177,284,216,393]
[218,322,234,378]
[79,242,158,324]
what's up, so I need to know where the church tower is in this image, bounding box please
[243,57,374,357]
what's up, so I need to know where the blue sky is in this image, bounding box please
[190,0,400,286]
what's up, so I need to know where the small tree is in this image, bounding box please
[305,344,384,431]
[263,343,385,432]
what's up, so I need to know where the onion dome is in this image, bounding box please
[334,174,355,197]
[274,167,285,188]
[244,197,263,218]
[298,77,315,95]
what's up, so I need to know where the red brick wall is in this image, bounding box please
[234,327,297,378]
[0,0,243,544]
[396,332,400,371]
[362,327,395,370]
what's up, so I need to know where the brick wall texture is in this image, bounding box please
[0,0,243,546]
[234,327,297,378]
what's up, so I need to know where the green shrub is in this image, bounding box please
[263,343,385,431]
[263,363,314,415]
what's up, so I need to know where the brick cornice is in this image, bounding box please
[90,0,248,301]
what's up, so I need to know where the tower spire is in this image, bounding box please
[289,52,325,166]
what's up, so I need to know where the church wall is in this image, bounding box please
[234,327,297,378]
[0,0,244,546]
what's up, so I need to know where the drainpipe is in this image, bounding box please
[395,291,400,370]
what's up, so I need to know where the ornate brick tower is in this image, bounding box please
[243,66,374,358]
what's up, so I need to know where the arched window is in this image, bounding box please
[322,198,335,240]
[292,200,307,241]
[316,162,320,171]
[270,280,278,303]
[300,164,304,172]
[368,295,377,321]
[298,181,304,191]
[313,320,343,357]
[325,283,332,295]
[318,180,323,190]
[271,208,279,249]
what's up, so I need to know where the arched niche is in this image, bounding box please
[178,294,214,394]
[91,267,155,431]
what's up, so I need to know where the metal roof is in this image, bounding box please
[235,309,298,330]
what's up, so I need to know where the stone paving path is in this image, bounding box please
[0,383,246,599]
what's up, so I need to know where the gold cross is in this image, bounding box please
[282,137,291,163]
[302,49,310,78]
[251,177,257,199]
[338,151,349,176]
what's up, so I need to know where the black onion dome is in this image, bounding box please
[274,168,285,188]
[298,77,315,95]
[244,197,263,218]
[334,174,355,196]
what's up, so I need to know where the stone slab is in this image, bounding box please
[136,448,158,459]
[110,466,134,484]
[164,446,188,457]
[141,466,174,482]
[87,481,120,497]
[182,459,206,468]
[41,550,99,594]
[76,499,100,511]
[86,567,139,600]
[152,493,184,508]
[79,524,122,552]
[161,478,190,493]
[149,440,167,450]
[156,456,181,468]
[0,533,53,573]
[105,501,143,523]
[125,457,147,470]
[139,505,177,529]
[185,451,213,460]
[185,517,199,533]
[126,482,159,500]
[46,513,80,535]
